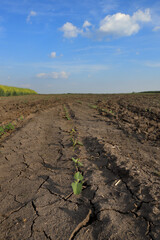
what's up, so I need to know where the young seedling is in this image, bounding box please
[63,105,71,120]
[77,140,83,146]
[5,123,15,131]
[71,137,83,147]
[71,172,84,195]
[20,115,24,120]
[109,110,114,115]
[100,108,115,116]
[0,126,4,136]
[77,100,82,104]
[0,123,15,137]
[66,113,71,121]
[72,157,83,168]
[101,108,108,113]
[89,104,98,109]
[70,128,76,135]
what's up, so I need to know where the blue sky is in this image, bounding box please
[0,0,160,93]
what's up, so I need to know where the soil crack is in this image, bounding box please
[45,187,80,205]
[37,176,49,191]
[69,209,92,240]
[0,202,28,224]
[43,230,52,240]
[32,200,39,216]
[30,217,37,238]
[69,186,99,240]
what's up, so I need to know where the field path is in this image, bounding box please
[0,101,160,240]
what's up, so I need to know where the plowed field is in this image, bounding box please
[0,94,160,240]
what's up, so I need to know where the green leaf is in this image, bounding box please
[0,126,4,133]
[73,139,77,146]
[72,157,77,163]
[71,182,83,195]
[0,126,4,136]
[78,161,83,167]
[77,141,83,146]
[74,172,83,181]
[5,123,14,130]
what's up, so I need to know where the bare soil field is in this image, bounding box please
[0,93,160,240]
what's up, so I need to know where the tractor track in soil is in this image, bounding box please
[0,94,160,240]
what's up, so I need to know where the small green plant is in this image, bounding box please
[0,122,15,136]
[100,108,115,115]
[77,100,82,104]
[71,137,83,147]
[109,110,114,115]
[70,128,76,135]
[101,108,108,113]
[5,123,15,131]
[0,126,5,136]
[89,104,98,109]
[20,115,24,120]
[63,105,71,120]
[71,137,77,147]
[71,172,83,195]
[72,157,83,167]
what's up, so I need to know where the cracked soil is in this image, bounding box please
[0,94,160,240]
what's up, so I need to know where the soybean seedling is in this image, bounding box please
[70,128,76,135]
[77,100,82,104]
[71,137,83,147]
[101,108,108,113]
[89,104,98,109]
[5,123,15,131]
[71,172,84,195]
[0,126,4,136]
[63,105,71,120]
[20,115,24,120]
[0,123,15,137]
[72,157,83,170]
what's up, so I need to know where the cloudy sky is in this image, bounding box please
[0,0,160,93]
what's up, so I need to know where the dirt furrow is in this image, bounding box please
[66,102,160,240]
[0,97,160,240]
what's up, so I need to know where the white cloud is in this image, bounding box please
[36,73,46,78]
[100,0,118,13]
[99,9,151,37]
[83,20,92,28]
[60,22,82,38]
[36,71,69,79]
[26,10,37,23]
[50,52,56,58]
[59,9,151,39]
[132,9,151,22]
[153,26,160,32]
[99,13,140,36]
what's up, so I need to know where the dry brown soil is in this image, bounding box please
[0,94,160,240]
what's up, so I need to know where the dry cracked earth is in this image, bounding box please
[0,94,160,240]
